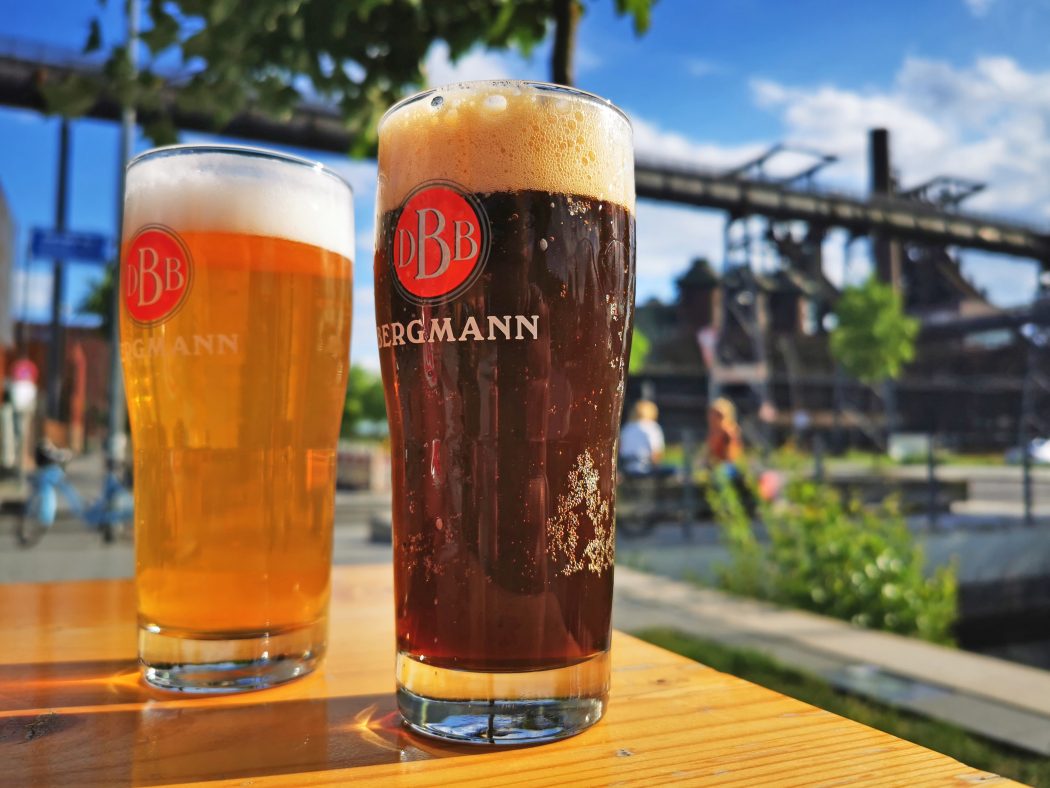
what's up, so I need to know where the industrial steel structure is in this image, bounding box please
[4,36,1050,520]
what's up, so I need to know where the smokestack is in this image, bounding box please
[870,128,891,195]
[869,128,901,288]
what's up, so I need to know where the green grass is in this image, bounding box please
[663,443,1009,471]
[635,628,1050,787]
[932,451,1008,467]
[617,551,652,573]
[828,448,1008,468]
[662,444,686,467]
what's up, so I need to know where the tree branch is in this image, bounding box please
[551,0,581,85]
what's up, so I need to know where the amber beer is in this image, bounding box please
[121,146,353,692]
[375,82,635,742]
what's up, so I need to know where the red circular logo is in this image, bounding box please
[123,225,192,324]
[391,182,489,303]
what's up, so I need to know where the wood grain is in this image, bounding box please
[0,565,1021,787]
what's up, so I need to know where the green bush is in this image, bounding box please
[707,473,957,644]
[829,277,919,384]
[342,365,387,439]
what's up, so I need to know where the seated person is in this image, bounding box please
[707,397,743,479]
[619,399,669,477]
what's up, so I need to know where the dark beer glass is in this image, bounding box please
[375,81,635,743]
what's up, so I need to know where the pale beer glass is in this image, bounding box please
[375,82,636,742]
[121,145,353,691]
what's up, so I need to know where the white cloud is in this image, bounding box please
[425,42,515,87]
[628,116,770,300]
[961,253,1037,307]
[324,158,378,198]
[351,285,380,372]
[751,56,1050,224]
[964,0,996,16]
[631,115,765,169]
[756,55,1050,306]
[821,231,876,289]
[356,227,376,259]
[576,45,603,74]
[635,202,724,302]
[626,53,1050,309]
[684,58,721,78]
[751,79,948,190]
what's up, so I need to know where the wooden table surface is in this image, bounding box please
[0,564,1019,787]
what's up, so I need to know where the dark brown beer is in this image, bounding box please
[375,190,634,672]
[376,79,634,743]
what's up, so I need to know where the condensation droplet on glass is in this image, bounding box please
[430,95,444,109]
[539,238,548,251]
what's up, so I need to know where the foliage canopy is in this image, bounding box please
[829,278,919,384]
[342,364,387,438]
[51,0,656,151]
[629,326,650,372]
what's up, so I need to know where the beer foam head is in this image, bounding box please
[124,146,355,260]
[378,81,634,213]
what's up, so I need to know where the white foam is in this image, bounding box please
[124,147,355,261]
[378,81,634,213]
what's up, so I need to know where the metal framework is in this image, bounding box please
[5,36,1050,506]
[0,39,1046,262]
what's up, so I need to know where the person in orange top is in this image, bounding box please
[707,397,743,473]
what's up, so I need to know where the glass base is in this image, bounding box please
[396,650,609,744]
[139,617,326,693]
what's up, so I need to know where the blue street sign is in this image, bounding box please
[30,228,110,263]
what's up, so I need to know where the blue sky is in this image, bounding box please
[2,0,1048,370]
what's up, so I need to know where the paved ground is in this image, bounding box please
[615,567,1050,756]
[828,462,1050,517]
[0,468,392,583]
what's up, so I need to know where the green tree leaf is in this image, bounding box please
[829,278,919,384]
[73,0,658,147]
[39,74,100,118]
[77,262,117,335]
[85,19,103,54]
[343,365,387,438]
[629,326,650,372]
[613,0,656,33]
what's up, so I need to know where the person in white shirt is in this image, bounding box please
[619,399,666,477]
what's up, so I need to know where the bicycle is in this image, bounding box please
[16,442,134,547]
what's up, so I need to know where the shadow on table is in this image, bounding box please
[1,688,497,785]
[0,659,146,710]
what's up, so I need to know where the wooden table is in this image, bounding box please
[0,565,1019,786]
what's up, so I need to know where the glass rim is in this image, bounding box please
[127,143,353,193]
[379,80,631,130]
